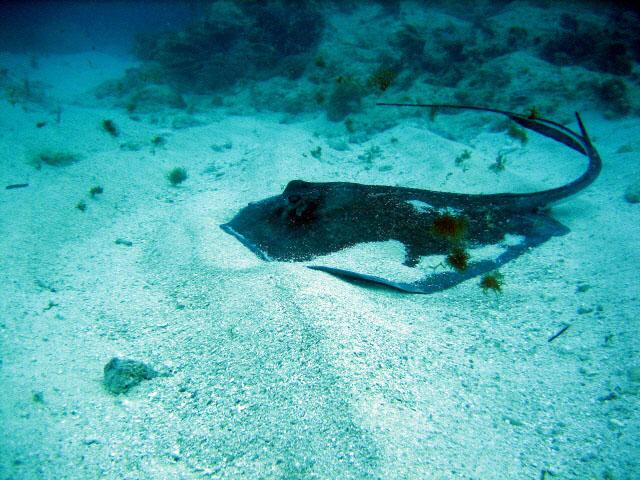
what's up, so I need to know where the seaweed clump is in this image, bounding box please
[101,119,119,137]
[167,167,188,186]
[432,212,472,273]
[480,272,503,293]
[431,212,467,241]
[446,246,470,272]
[151,135,166,147]
[367,66,398,92]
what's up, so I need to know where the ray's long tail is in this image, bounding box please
[377,103,602,210]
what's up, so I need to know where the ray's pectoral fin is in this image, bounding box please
[308,265,427,293]
[309,213,569,294]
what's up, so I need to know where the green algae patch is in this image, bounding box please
[28,149,81,169]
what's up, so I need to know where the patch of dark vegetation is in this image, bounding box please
[540,16,634,76]
[367,65,398,92]
[446,246,470,272]
[592,78,631,117]
[28,150,80,169]
[480,272,503,293]
[310,146,322,159]
[327,76,365,121]
[151,135,166,147]
[393,24,426,64]
[133,1,324,94]
[384,7,637,115]
[559,13,579,32]
[506,26,529,50]
[395,19,522,91]
[101,119,118,137]
[608,7,640,64]
[93,2,638,127]
[431,213,467,241]
[167,167,188,186]
[89,186,103,197]
[1,70,50,107]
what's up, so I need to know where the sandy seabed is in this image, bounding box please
[0,42,639,480]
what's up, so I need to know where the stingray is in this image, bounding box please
[221,104,601,294]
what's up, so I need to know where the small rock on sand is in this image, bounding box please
[103,357,157,394]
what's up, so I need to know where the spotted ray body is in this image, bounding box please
[221,104,601,293]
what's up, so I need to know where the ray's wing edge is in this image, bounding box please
[309,214,569,294]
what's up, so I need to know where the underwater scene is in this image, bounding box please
[0,1,639,478]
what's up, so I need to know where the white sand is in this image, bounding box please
[1,22,639,480]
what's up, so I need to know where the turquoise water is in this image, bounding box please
[1,1,639,479]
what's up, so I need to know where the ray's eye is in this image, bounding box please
[280,192,320,226]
